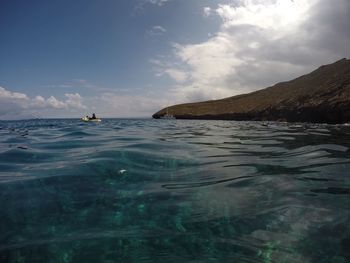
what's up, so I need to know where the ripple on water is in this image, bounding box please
[0,119,349,262]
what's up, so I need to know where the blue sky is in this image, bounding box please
[0,0,349,119]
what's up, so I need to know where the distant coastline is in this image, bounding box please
[153,58,350,124]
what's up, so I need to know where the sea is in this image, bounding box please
[0,119,349,263]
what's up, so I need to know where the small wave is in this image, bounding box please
[0,148,55,163]
[59,130,95,138]
[310,187,350,195]
[162,175,253,189]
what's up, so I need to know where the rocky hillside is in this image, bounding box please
[153,58,350,123]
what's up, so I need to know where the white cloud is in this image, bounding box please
[64,93,86,109]
[47,96,66,109]
[164,69,189,83]
[87,92,169,118]
[144,0,170,6]
[135,0,170,10]
[46,79,96,89]
[0,86,171,119]
[216,0,313,32]
[146,26,167,36]
[154,0,349,103]
[203,7,212,17]
[150,57,189,83]
[0,87,86,119]
[32,96,46,107]
[0,87,28,100]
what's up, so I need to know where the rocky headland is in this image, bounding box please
[153,58,350,124]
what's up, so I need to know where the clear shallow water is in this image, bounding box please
[0,119,350,263]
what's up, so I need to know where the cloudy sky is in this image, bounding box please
[0,0,349,119]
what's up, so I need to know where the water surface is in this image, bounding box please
[0,119,349,262]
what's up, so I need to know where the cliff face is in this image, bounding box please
[153,58,350,124]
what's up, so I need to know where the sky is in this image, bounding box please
[0,0,349,119]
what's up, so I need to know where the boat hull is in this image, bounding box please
[81,117,101,122]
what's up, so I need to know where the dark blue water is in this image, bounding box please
[0,119,349,263]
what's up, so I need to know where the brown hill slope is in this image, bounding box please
[153,58,350,123]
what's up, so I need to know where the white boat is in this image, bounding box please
[81,116,102,122]
[160,108,175,119]
[160,114,175,119]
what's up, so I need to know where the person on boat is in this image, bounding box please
[90,113,97,120]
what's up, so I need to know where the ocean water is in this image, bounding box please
[0,119,349,263]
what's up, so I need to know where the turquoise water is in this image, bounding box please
[0,119,350,263]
